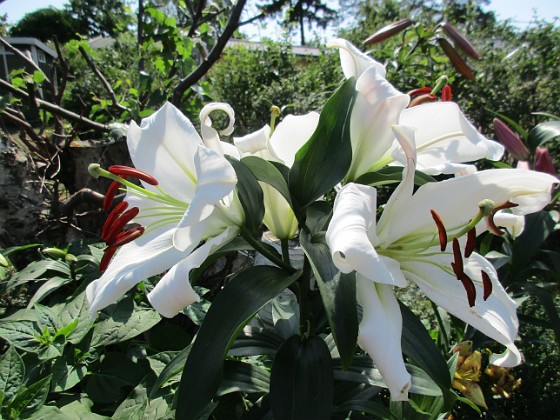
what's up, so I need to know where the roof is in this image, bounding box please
[1,37,58,58]
[227,39,321,57]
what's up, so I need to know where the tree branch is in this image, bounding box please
[0,37,52,85]
[0,78,110,132]
[171,0,247,106]
[78,46,130,113]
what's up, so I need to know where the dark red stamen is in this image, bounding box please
[481,270,492,301]
[103,180,125,212]
[459,272,477,307]
[407,87,432,98]
[109,226,145,247]
[99,246,118,273]
[442,85,453,101]
[109,165,159,186]
[430,209,448,251]
[408,93,438,108]
[487,201,520,236]
[464,226,476,258]
[452,237,463,277]
[105,207,140,244]
[101,201,129,240]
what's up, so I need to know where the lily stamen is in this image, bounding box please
[108,226,145,247]
[481,270,493,301]
[458,272,477,307]
[441,85,453,102]
[104,179,125,211]
[101,201,129,240]
[108,165,159,185]
[487,201,519,236]
[407,87,432,98]
[104,207,140,243]
[430,209,448,251]
[99,246,118,273]
[464,227,476,258]
[451,237,464,277]
[408,93,438,108]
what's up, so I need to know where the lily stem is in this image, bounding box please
[298,257,312,339]
[280,239,291,266]
[240,229,296,274]
[431,301,450,352]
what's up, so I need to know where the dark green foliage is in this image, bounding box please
[9,8,80,43]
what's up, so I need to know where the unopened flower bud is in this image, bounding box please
[364,18,414,45]
[43,247,67,259]
[534,147,558,177]
[493,118,529,160]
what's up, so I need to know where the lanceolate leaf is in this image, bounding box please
[527,120,560,151]
[218,360,270,396]
[354,167,435,187]
[289,78,356,210]
[176,266,300,419]
[0,346,24,405]
[225,156,265,234]
[300,230,358,369]
[241,156,293,207]
[270,335,333,419]
[399,302,451,393]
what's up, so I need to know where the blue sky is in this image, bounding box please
[0,0,558,34]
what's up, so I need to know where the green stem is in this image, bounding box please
[431,301,450,352]
[241,229,296,274]
[281,239,291,266]
[298,257,312,339]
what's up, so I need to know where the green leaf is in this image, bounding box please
[176,265,300,419]
[150,345,191,397]
[335,400,397,419]
[289,78,356,209]
[527,120,560,151]
[225,156,265,234]
[400,302,451,393]
[28,277,73,306]
[90,297,161,347]
[0,346,25,405]
[509,211,556,281]
[0,320,42,352]
[59,291,94,345]
[270,335,333,419]
[8,375,51,418]
[241,155,293,207]
[32,71,45,84]
[113,385,169,420]
[51,354,87,392]
[305,201,332,235]
[217,360,270,396]
[354,167,436,187]
[521,284,560,346]
[228,326,285,357]
[300,230,358,369]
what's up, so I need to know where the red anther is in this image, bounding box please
[109,226,145,247]
[487,202,518,236]
[407,87,432,98]
[408,93,438,108]
[481,270,492,301]
[452,237,463,277]
[458,272,476,307]
[105,207,140,244]
[442,85,453,101]
[109,165,159,186]
[464,226,476,258]
[494,201,519,212]
[101,201,129,240]
[99,245,118,273]
[103,180,125,212]
[430,209,448,252]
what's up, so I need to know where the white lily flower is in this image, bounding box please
[86,102,244,318]
[327,38,504,181]
[326,124,557,400]
[233,112,320,239]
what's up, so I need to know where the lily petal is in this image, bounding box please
[233,125,270,155]
[357,278,411,400]
[199,102,240,158]
[268,112,319,167]
[326,183,406,287]
[328,38,386,79]
[401,251,521,367]
[173,146,238,251]
[395,102,504,175]
[126,102,201,201]
[148,226,239,318]
[379,169,557,245]
[86,228,187,317]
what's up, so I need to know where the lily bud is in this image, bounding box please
[438,38,475,80]
[534,147,558,177]
[493,118,529,160]
[364,18,414,45]
[441,22,480,59]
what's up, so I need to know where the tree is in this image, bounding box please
[9,7,80,43]
[65,0,132,38]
